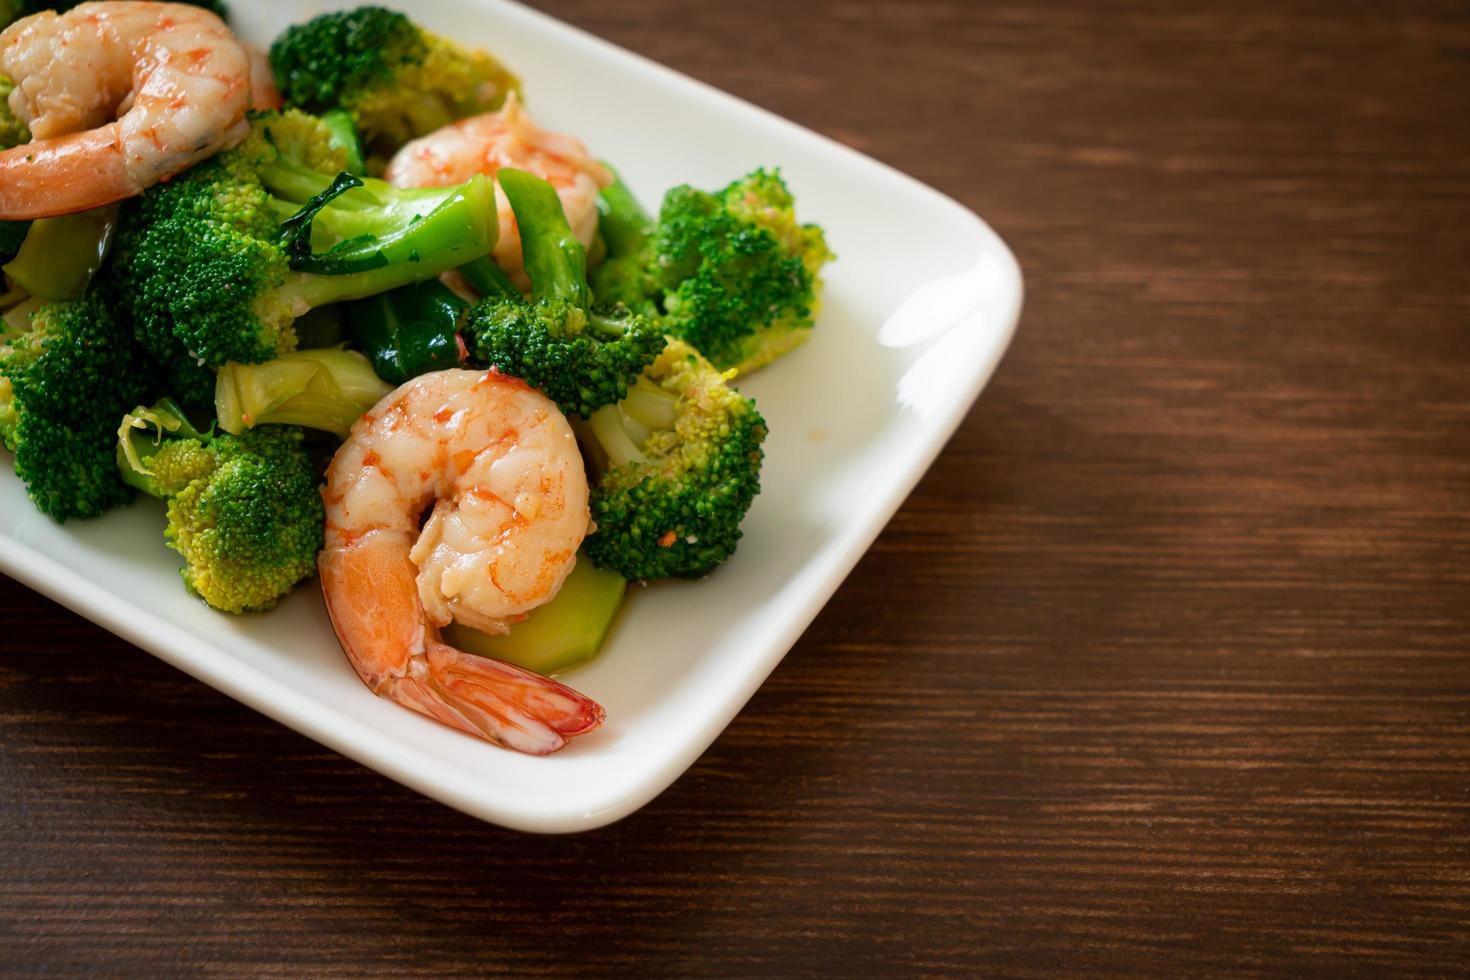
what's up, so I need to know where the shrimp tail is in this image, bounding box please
[411,642,604,755]
[319,530,604,755]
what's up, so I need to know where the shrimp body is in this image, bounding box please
[385,94,611,290]
[244,41,283,112]
[320,369,603,754]
[0,1,251,219]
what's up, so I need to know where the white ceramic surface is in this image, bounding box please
[0,0,1023,832]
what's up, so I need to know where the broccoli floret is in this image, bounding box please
[215,347,390,439]
[0,293,154,521]
[578,339,767,580]
[461,169,664,419]
[592,168,833,375]
[107,109,497,411]
[117,400,323,614]
[270,6,519,159]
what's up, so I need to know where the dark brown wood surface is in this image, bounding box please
[4,0,1469,975]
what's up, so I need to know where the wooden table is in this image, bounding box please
[4,0,1468,974]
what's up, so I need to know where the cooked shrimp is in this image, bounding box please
[0,1,251,220]
[385,93,611,291]
[319,368,603,754]
[245,41,283,112]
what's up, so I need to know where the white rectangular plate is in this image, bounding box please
[0,0,1022,832]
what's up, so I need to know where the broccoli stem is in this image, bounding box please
[586,311,637,342]
[458,255,521,299]
[585,404,646,469]
[116,399,204,498]
[319,108,366,175]
[497,168,588,308]
[276,172,367,265]
[621,376,679,430]
[257,158,345,209]
[2,205,119,300]
[443,554,626,675]
[260,161,489,257]
[595,165,654,258]
[274,174,498,309]
[215,348,391,438]
[305,181,479,244]
[580,378,679,471]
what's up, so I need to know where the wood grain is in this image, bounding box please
[3,0,1469,975]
